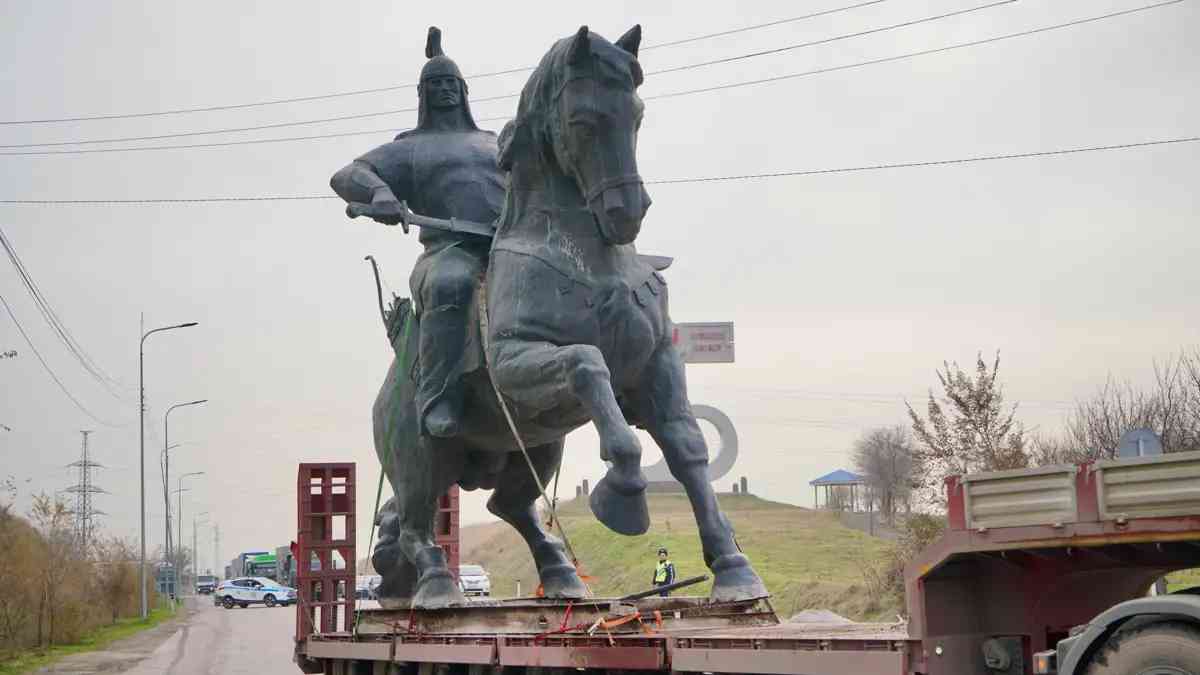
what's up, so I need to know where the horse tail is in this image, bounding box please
[364,255,388,329]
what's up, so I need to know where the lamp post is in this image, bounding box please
[139,319,197,620]
[163,400,205,585]
[193,512,209,579]
[175,471,204,604]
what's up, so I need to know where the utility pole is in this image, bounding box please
[65,430,106,551]
[162,400,206,598]
[175,471,203,602]
[213,523,220,579]
[193,512,208,586]
[139,317,199,618]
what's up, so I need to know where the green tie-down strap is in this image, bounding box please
[356,300,415,637]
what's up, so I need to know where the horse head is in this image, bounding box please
[500,25,651,246]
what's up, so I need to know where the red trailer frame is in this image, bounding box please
[296,453,1200,674]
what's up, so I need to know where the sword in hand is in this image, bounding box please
[347,199,495,239]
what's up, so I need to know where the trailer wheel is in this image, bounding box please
[1084,621,1200,674]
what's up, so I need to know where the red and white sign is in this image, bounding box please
[673,322,735,364]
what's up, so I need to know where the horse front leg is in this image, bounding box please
[632,340,768,601]
[490,340,649,535]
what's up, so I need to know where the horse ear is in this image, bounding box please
[568,25,590,65]
[615,24,641,57]
[426,26,444,58]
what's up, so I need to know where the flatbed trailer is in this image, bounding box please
[295,451,1200,674]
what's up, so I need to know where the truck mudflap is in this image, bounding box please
[1051,594,1200,674]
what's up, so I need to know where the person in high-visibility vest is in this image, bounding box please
[652,547,676,596]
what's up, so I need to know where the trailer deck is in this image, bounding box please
[303,596,913,673]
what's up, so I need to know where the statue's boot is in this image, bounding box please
[425,399,461,438]
[417,304,468,438]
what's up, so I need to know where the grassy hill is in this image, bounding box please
[461,493,901,621]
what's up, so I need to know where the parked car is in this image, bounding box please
[458,564,491,597]
[355,575,382,600]
[196,574,218,595]
[216,576,297,609]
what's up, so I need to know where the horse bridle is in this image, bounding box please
[583,173,644,204]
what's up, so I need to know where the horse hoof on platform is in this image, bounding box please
[708,553,769,602]
[412,570,467,609]
[589,476,650,535]
[539,563,589,599]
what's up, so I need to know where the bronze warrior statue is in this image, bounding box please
[332,25,767,610]
[331,27,503,438]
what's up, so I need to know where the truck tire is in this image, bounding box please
[1084,621,1200,674]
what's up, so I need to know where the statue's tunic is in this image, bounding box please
[357,128,506,426]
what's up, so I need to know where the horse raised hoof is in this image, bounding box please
[708,553,769,602]
[589,475,650,535]
[538,563,590,599]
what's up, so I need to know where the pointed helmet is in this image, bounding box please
[413,26,479,132]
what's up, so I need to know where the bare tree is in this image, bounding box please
[94,537,138,624]
[29,494,77,646]
[0,502,38,648]
[1050,352,1200,461]
[852,426,915,523]
[907,352,1028,501]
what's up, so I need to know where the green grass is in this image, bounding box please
[463,493,901,621]
[0,605,178,675]
[1167,568,1200,593]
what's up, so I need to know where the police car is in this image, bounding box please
[215,576,297,609]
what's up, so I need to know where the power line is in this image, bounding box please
[0,0,1182,157]
[0,294,125,427]
[0,134,1194,205]
[643,0,1186,102]
[0,0,1021,150]
[0,115,510,156]
[647,0,1015,76]
[0,0,895,126]
[0,225,127,397]
[646,136,1200,184]
[642,0,892,51]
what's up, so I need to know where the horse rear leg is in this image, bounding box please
[393,434,469,609]
[490,340,648,535]
[632,341,768,601]
[486,441,588,599]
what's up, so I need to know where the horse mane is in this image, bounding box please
[497,28,641,172]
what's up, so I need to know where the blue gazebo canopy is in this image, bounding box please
[809,469,864,486]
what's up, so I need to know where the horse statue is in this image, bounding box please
[357,24,767,609]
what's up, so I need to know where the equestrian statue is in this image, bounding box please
[331,25,767,609]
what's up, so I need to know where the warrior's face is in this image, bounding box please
[424,76,462,110]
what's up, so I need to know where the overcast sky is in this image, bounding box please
[1,0,1197,574]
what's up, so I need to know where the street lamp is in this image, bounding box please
[139,319,197,620]
[176,471,204,603]
[163,400,206,581]
[160,443,182,550]
[193,512,209,579]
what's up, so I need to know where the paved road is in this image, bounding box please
[123,598,297,675]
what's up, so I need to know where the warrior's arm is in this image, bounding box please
[330,159,410,227]
[330,160,402,204]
